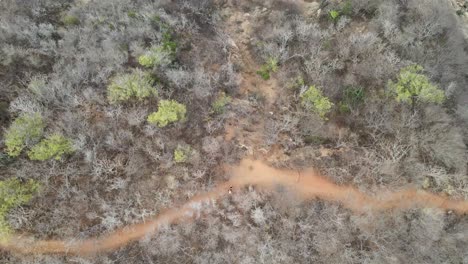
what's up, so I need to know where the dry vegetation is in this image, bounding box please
[1,0,468,263]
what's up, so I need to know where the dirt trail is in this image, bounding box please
[226,8,278,105]
[2,159,468,255]
[223,5,277,151]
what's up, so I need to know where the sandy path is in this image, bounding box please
[2,159,468,255]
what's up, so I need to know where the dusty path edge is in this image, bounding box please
[1,159,468,256]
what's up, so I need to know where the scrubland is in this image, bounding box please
[1,0,468,263]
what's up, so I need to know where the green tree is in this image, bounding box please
[389,65,445,106]
[4,113,44,157]
[147,100,187,127]
[0,178,40,239]
[107,69,156,104]
[301,86,334,119]
[28,134,74,161]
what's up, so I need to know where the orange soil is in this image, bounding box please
[2,159,468,256]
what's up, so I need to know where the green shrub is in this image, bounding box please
[0,178,40,238]
[138,45,173,68]
[107,69,156,104]
[323,38,333,50]
[304,135,329,145]
[138,26,177,68]
[174,145,191,163]
[340,86,365,112]
[147,100,187,127]
[343,86,365,105]
[161,31,177,54]
[329,10,340,22]
[150,16,177,53]
[127,10,137,18]
[388,65,445,105]
[0,152,14,167]
[341,1,353,16]
[61,15,80,26]
[257,66,271,80]
[4,113,44,157]
[301,86,334,119]
[28,134,74,161]
[338,102,351,113]
[212,92,232,114]
[256,57,278,80]
[291,76,305,89]
[266,57,278,72]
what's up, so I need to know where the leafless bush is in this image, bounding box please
[217,61,241,93]
[124,107,148,127]
[264,114,299,146]
[192,69,214,99]
[418,106,467,173]
[9,95,43,114]
[166,68,193,90]
[201,136,221,155]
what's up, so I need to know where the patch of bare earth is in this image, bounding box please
[222,4,280,158]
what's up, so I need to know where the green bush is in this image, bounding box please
[257,66,271,80]
[304,135,329,145]
[388,65,445,105]
[138,45,173,68]
[343,86,365,105]
[174,145,192,163]
[329,10,340,22]
[107,69,156,104]
[61,15,80,26]
[338,102,351,113]
[0,178,40,238]
[300,86,334,119]
[291,76,305,90]
[161,31,177,54]
[4,113,44,157]
[256,57,278,80]
[340,86,365,112]
[341,1,353,16]
[150,16,178,53]
[147,100,187,127]
[28,134,74,161]
[0,152,14,167]
[127,10,137,18]
[212,92,232,114]
[138,26,177,68]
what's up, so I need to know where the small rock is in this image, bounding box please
[244,13,250,17]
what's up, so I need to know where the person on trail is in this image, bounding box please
[228,186,233,194]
